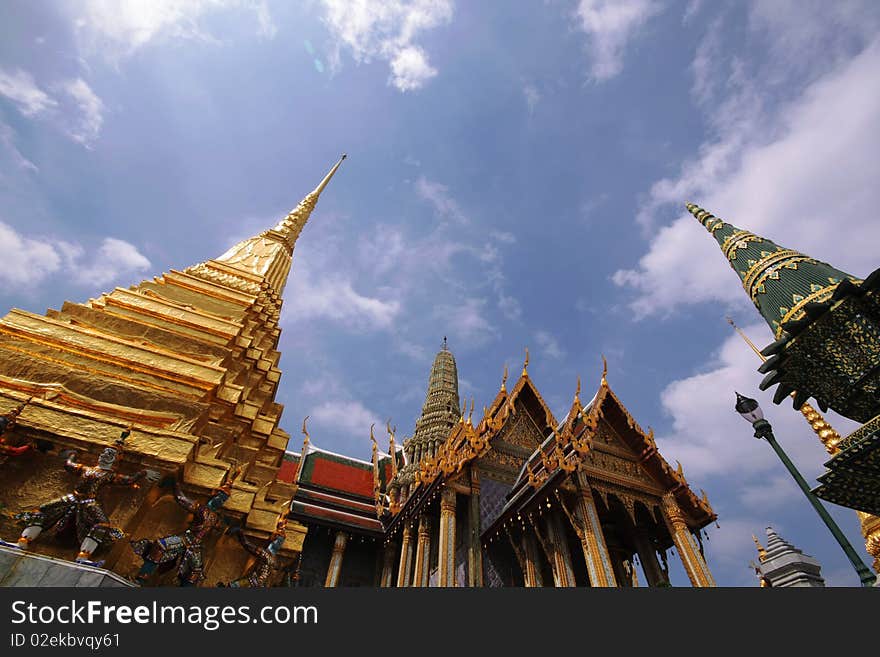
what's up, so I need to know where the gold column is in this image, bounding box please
[545,513,576,587]
[324,530,348,588]
[412,514,432,587]
[396,524,415,587]
[661,493,715,587]
[574,470,617,587]
[522,533,543,587]
[468,470,483,587]
[438,487,457,587]
[380,540,398,587]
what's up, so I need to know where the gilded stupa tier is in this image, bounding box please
[0,155,346,582]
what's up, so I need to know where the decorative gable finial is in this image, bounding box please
[522,347,530,377]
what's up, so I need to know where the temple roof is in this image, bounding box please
[483,373,716,541]
[687,203,860,339]
[280,445,384,535]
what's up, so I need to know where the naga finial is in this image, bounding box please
[574,376,581,404]
[370,423,377,448]
[601,354,608,385]
[501,364,508,393]
[467,399,474,425]
[301,416,310,451]
[522,347,530,377]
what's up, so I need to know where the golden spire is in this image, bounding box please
[500,364,508,393]
[601,354,608,386]
[574,375,581,405]
[300,416,310,453]
[752,534,767,562]
[522,347,530,377]
[466,398,474,426]
[214,154,346,295]
[726,316,842,455]
[272,153,346,238]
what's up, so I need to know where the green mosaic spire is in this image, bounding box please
[398,340,460,486]
[686,203,861,338]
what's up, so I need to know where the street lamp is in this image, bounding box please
[734,392,876,587]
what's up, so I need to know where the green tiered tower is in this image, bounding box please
[687,203,880,515]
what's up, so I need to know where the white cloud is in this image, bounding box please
[535,330,564,360]
[0,221,63,286]
[0,122,38,173]
[523,82,540,114]
[415,175,468,224]
[286,269,401,330]
[655,322,859,483]
[58,78,105,147]
[0,68,107,148]
[310,399,383,439]
[0,68,57,116]
[615,37,880,318]
[574,0,662,81]
[0,223,150,289]
[320,0,452,91]
[75,237,152,287]
[72,0,276,59]
[434,297,496,345]
[389,45,437,91]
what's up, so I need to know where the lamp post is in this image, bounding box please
[734,392,876,587]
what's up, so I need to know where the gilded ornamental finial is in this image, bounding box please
[522,347,529,377]
[300,416,310,452]
[501,364,508,393]
[467,399,474,426]
[601,355,608,385]
[752,534,767,561]
[574,375,581,404]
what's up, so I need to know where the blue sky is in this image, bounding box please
[1,0,879,587]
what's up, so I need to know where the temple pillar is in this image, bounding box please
[634,528,666,586]
[522,533,543,587]
[380,540,398,587]
[438,487,457,587]
[324,530,348,587]
[412,514,432,587]
[546,513,575,587]
[396,524,415,587]
[467,469,483,587]
[574,471,617,587]
[661,493,715,587]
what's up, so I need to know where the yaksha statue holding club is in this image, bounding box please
[14,425,158,566]
[221,507,294,588]
[131,467,241,586]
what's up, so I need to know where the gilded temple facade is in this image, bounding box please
[273,346,718,587]
[0,160,719,586]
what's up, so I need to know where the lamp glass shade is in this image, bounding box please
[735,392,764,423]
